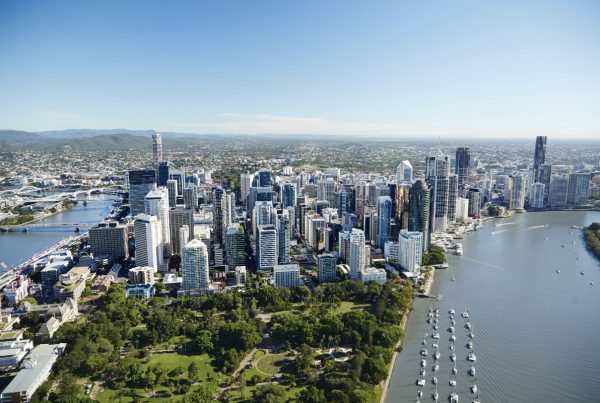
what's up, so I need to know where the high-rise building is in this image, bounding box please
[349,228,366,280]
[225,224,246,269]
[240,173,254,206]
[408,179,430,252]
[281,183,297,209]
[277,217,290,264]
[273,264,301,289]
[256,224,278,270]
[567,172,591,206]
[252,201,274,236]
[179,225,190,256]
[317,179,337,207]
[128,169,156,215]
[549,175,569,208]
[152,133,163,164]
[166,179,178,208]
[509,174,527,210]
[248,187,273,214]
[455,197,469,222]
[467,188,481,217]
[318,253,337,282]
[170,170,184,196]
[157,161,170,186]
[256,168,272,187]
[447,174,458,222]
[134,214,162,272]
[455,147,471,190]
[399,230,423,272]
[129,266,155,285]
[145,186,171,257]
[212,187,226,246]
[169,207,194,255]
[376,196,392,249]
[181,238,210,290]
[530,183,545,208]
[397,160,413,185]
[89,221,129,260]
[183,185,199,210]
[426,155,450,233]
[537,164,552,206]
[534,136,547,171]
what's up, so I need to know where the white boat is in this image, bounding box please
[580,271,585,275]
[465,323,471,330]
[469,332,474,339]
[433,364,439,372]
[434,324,439,330]
[432,376,438,385]
[467,341,473,349]
[451,277,455,282]
[449,392,459,402]
[471,384,478,394]
[450,344,455,351]
[449,309,456,315]
[432,343,439,349]
[449,379,457,387]
[556,269,560,273]
[451,319,456,326]
[427,318,432,323]
[434,351,441,360]
[422,339,427,346]
[450,335,456,341]
[421,359,427,367]
[433,333,440,339]
[448,326,455,333]
[467,353,477,362]
[468,366,476,376]
[420,348,428,356]
[420,368,426,376]
[462,311,469,319]
[417,390,423,398]
[452,366,457,375]
[433,389,439,401]
[450,353,456,362]
[417,378,426,387]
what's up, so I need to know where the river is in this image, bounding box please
[0,194,116,267]
[386,211,600,403]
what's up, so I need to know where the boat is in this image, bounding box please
[467,341,473,349]
[468,366,476,376]
[432,343,439,349]
[417,390,423,398]
[450,335,456,341]
[591,281,594,286]
[452,366,457,375]
[450,353,456,362]
[448,392,459,403]
[449,344,455,351]
[427,318,432,324]
[432,333,440,339]
[434,324,439,330]
[471,385,478,394]
[449,379,456,387]
[420,348,428,356]
[467,353,477,362]
[433,364,439,372]
[422,339,427,346]
[580,271,585,275]
[420,368,426,376]
[434,351,441,360]
[561,244,566,248]
[448,326,455,333]
[449,309,456,315]
[417,378,426,387]
[451,319,456,326]
[465,322,471,330]
[451,277,455,282]
[556,269,560,273]
[82,200,87,206]
[469,332,475,339]
[462,311,469,319]
[433,388,439,401]
[432,376,438,385]
[421,359,427,367]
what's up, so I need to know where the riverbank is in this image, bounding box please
[379,313,408,403]
[583,222,600,261]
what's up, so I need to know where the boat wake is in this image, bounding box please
[494,222,515,227]
[525,224,550,231]
[491,229,511,235]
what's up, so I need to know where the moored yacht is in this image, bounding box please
[420,348,428,356]
[417,378,426,387]
[449,309,456,315]
[467,353,477,362]
[448,392,459,402]
[465,322,471,330]
[467,341,473,349]
[432,375,438,385]
[452,366,457,375]
[450,353,456,362]
[471,384,478,394]
[433,364,439,372]
[433,333,440,339]
[434,351,441,360]
[462,310,469,319]
[468,366,476,376]
[448,326,455,333]
[449,379,456,387]
[450,335,456,342]
[421,359,427,367]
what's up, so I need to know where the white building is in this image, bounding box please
[530,182,545,208]
[256,225,278,270]
[399,230,423,272]
[349,228,366,280]
[181,238,210,290]
[134,214,162,272]
[128,266,155,285]
[234,266,247,286]
[273,264,301,289]
[509,174,527,210]
[145,186,171,257]
[455,197,469,222]
[360,267,387,285]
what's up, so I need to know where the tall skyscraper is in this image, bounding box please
[256,168,272,187]
[152,133,163,164]
[509,174,527,210]
[256,224,278,270]
[447,174,458,222]
[144,186,171,257]
[455,147,471,190]
[240,173,254,206]
[398,230,423,272]
[225,224,246,269]
[89,222,129,260]
[534,136,547,170]
[317,179,336,207]
[408,179,430,252]
[537,164,552,206]
[376,196,392,249]
[166,179,178,208]
[183,185,199,210]
[549,176,569,208]
[212,187,226,246]
[567,172,591,206]
[426,154,450,233]
[181,238,210,290]
[277,217,290,264]
[128,169,156,215]
[134,214,162,272]
[349,228,366,280]
[467,188,481,217]
[530,183,545,208]
[169,207,194,255]
[281,183,297,209]
[397,160,413,185]
[157,161,170,186]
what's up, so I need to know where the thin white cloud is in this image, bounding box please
[170,113,408,136]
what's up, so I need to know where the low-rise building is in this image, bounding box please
[0,339,34,368]
[3,278,30,306]
[125,284,155,299]
[0,343,67,403]
[273,264,301,289]
[359,267,387,285]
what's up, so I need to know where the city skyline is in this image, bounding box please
[1,1,599,138]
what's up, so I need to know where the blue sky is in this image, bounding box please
[0,0,599,138]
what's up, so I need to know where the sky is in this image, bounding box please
[0,0,599,138]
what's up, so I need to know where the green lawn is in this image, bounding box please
[337,301,371,313]
[255,352,294,376]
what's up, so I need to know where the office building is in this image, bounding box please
[531,182,545,208]
[534,136,547,173]
[281,183,297,209]
[212,187,226,246]
[397,160,413,185]
[426,154,450,233]
[157,161,170,186]
[317,179,336,207]
[455,197,469,222]
[145,186,171,257]
[408,179,430,251]
[89,221,129,260]
[447,174,458,222]
[166,179,178,208]
[183,185,199,210]
[509,174,527,210]
[317,253,337,282]
[134,214,162,272]
[178,225,190,256]
[225,224,246,269]
[256,168,272,187]
[248,186,273,215]
[455,147,471,190]
[277,217,290,264]
[256,224,278,270]
[377,196,392,249]
[128,266,155,285]
[549,176,569,208]
[399,230,423,272]
[467,188,481,217]
[349,228,366,280]
[240,173,254,206]
[152,133,163,164]
[567,172,591,206]
[273,264,301,289]
[169,207,194,256]
[181,238,210,290]
[128,169,156,215]
[170,170,184,196]
[537,164,552,206]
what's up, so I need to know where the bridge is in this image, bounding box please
[0,223,94,232]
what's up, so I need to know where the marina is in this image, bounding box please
[386,211,600,402]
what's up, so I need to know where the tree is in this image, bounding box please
[294,344,315,378]
[361,356,387,384]
[253,384,286,403]
[188,361,200,383]
[297,386,327,403]
[195,330,214,353]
